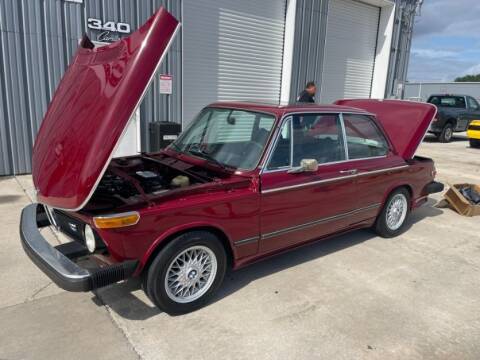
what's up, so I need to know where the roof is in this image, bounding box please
[207,101,369,117]
[428,94,470,97]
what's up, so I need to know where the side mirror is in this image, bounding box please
[287,159,319,174]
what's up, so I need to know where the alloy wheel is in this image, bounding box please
[385,193,408,231]
[164,245,218,303]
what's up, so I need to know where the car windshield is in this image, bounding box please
[427,96,466,108]
[170,108,276,170]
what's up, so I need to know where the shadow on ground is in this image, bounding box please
[93,200,443,320]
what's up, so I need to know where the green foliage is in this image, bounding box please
[454,74,480,82]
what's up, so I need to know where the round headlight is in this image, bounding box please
[84,225,96,253]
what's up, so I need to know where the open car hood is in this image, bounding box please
[32,7,179,210]
[334,99,437,159]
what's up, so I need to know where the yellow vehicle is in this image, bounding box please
[467,120,480,148]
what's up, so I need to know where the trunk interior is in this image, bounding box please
[83,153,226,214]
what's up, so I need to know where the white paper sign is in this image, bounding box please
[159,74,173,94]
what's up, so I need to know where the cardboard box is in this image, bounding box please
[444,184,480,217]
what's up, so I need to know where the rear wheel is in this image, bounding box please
[438,123,454,143]
[374,188,410,238]
[143,231,227,315]
[470,138,480,148]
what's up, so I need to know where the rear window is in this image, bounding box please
[427,96,466,108]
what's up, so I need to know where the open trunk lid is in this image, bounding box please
[32,7,179,211]
[334,99,437,159]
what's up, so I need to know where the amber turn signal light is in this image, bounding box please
[93,212,140,229]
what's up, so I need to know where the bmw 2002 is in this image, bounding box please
[20,8,443,314]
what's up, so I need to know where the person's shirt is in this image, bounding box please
[297,90,315,103]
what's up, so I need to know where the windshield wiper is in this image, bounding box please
[187,148,235,171]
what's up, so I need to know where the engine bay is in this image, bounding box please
[84,153,226,213]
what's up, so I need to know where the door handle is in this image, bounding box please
[339,169,357,175]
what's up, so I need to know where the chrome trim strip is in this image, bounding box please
[339,113,349,160]
[233,236,260,246]
[356,165,409,177]
[261,203,381,240]
[262,173,358,194]
[261,165,409,194]
[51,22,182,212]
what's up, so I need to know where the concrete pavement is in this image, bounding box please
[1,134,480,359]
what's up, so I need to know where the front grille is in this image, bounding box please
[468,125,480,131]
[53,210,85,243]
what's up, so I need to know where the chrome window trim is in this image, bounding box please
[260,111,390,175]
[261,115,293,173]
[339,113,349,160]
[261,164,409,194]
[261,203,381,240]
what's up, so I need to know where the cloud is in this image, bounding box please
[414,0,480,39]
[407,0,480,81]
[410,48,457,59]
[462,63,480,76]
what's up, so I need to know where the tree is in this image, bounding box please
[454,74,480,82]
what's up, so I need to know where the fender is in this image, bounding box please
[380,181,414,212]
[138,221,233,273]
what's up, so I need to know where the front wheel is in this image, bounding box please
[144,231,227,315]
[374,188,410,238]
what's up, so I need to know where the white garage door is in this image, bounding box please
[320,0,379,103]
[182,0,286,124]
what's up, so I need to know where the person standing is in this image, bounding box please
[297,81,316,103]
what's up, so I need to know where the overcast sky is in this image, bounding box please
[408,0,480,82]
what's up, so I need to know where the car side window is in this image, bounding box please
[467,96,479,110]
[267,118,292,170]
[342,114,389,159]
[266,114,346,170]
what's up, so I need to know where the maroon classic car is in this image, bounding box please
[20,8,443,314]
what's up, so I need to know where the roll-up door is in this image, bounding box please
[320,0,379,103]
[182,0,286,124]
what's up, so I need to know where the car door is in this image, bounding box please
[341,113,406,222]
[259,113,359,254]
[455,96,470,131]
[466,96,480,129]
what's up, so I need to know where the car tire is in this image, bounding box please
[470,138,480,148]
[438,123,454,143]
[374,188,411,238]
[143,230,227,315]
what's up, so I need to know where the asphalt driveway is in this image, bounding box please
[1,133,479,360]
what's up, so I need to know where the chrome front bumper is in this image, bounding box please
[20,203,138,292]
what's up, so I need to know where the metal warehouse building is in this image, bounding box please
[0,0,419,176]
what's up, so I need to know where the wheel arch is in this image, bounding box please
[381,183,413,211]
[139,224,235,275]
[446,117,457,127]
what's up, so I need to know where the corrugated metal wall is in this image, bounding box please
[182,0,286,124]
[289,0,329,103]
[0,0,181,176]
